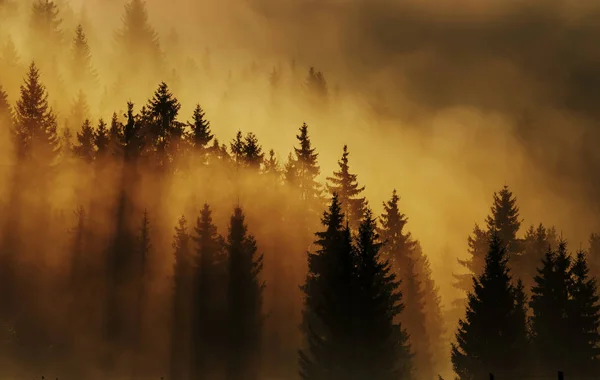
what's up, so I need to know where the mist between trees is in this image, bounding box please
[1,1,600,380]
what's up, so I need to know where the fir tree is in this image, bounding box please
[71,24,96,86]
[230,130,245,166]
[378,189,417,273]
[452,233,529,379]
[187,104,213,159]
[30,0,63,54]
[568,250,600,377]
[242,132,264,170]
[192,204,226,379]
[529,241,572,376]
[298,194,357,380]
[94,118,109,158]
[145,82,182,169]
[515,224,554,294]
[305,67,328,99]
[262,149,281,178]
[73,119,95,163]
[292,123,322,205]
[326,145,366,230]
[107,112,124,158]
[226,206,265,380]
[69,89,90,133]
[170,215,194,380]
[13,62,59,165]
[485,185,522,254]
[353,209,412,380]
[284,152,298,187]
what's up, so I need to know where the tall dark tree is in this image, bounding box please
[13,62,59,166]
[192,204,226,379]
[326,145,366,230]
[242,132,264,170]
[71,24,96,86]
[485,185,522,255]
[529,241,572,376]
[94,118,109,158]
[568,250,600,377]
[226,206,264,380]
[353,209,412,380]
[378,189,417,273]
[187,104,213,161]
[514,224,555,294]
[0,85,11,130]
[289,123,322,210]
[145,82,182,169]
[73,119,95,163]
[452,234,529,380]
[230,130,245,166]
[170,215,194,380]
[262,149,281,178]
[298,194,358,380]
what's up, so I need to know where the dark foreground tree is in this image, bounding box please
[226,206,264,380]
[452,233,528,380]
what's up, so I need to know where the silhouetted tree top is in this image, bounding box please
[187,104,213,152]
[485,185,522,253]
[69,90,90,131]
[243,132,264,170]
[94,118,109,157]
[379,189,417,272]
[326,145,366,230]
[452,233,528,380]
[290,123,322,203]
[454,224,489,295]
[73,119,95,164]
[1,36,20,68]
[262,149,281,178]
[13,62,59,164]
[116,0,162,68]
[0,85,11,128]
[305,67,328,99]
[30,0,63,48]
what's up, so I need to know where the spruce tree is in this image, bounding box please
[71,24,96,86]
[298,194,357,380]
[145,82,182,169]
[13,62,59,165]
[192,204,226,379]
[73,119,95,163]
[94,118,109,159]
[305,67,328,99]
[262,149,281,178]
[529,241,572,376]
[326,145,366,230]
[485,185,522,254]
[291,123,322,204]
[568,250,600,377]
[516,224,553,294]
[187,104,213,162]
[226,206,264,380]
[107,112,124,158]
[230,130,245,166]
[0,85,11,129]
[69,90,90,133]
[170,215,194,380]
[452,233,528,379]
[353,209,412,380]
[378,189,417,273]
[242,132,264,170]
[30,0,63,55]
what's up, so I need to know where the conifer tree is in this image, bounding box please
[226,206,265,380]
[73,119,95,163]
[529,241,572,375]
[107,112,124,158]
[13,62,59,165]
[452,233,529,379]
[378,189,417,272]
[230,130,245,166]
[284,152,298,186]
[69,90,90,133]
[353,209,412,380]
[262,149,281,178]
[145,82,182,169]
[192,204,226,379]
[242,132,264,170]
[516,224,554,294]
[170,215,194,380]
[568,250,600,377]
[326,145,366,230]
[291,123,322,204]
[305,67,328,99]
[485,185,522,254]
[71,24,96,86]
[94,118,109,158]
[298,194,358,380]
[187,104,213,160]
[209,138,229,162]
[30,0,63,55]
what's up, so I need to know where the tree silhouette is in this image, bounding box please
[226,206,264,380]
[13,62,59,166]
[262,149,281,178]
[0,85,11,129]
[187,104,213,163]
[486,185,522,255]
[94,118,109,159]
[242,132,264,170]
[353,209,412,380]
[298,194,357,380]
[145,82,182,169]
[69,90,90,133]
[452,233,529,380]
[30,0,63,56]
[454,224,489,295]
[378,189,417,273]
[326,145,366,230]
[290,123,322,206]
[73,119,95,163]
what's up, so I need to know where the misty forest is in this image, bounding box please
[2,0,600,379]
